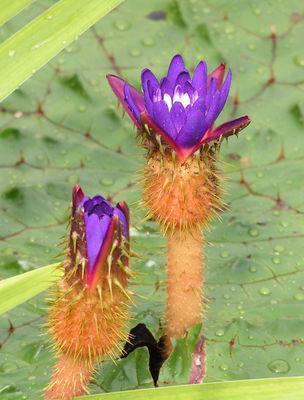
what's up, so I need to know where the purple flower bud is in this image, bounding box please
[69,185,129,288]
[107,54,251,162]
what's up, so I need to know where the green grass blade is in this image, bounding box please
[0,263,63,315]
[0,0,124,101]
[0,0,36,27]
[78,377,304,400]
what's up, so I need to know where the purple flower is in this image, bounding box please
[70,185,129,288]
[107,54,251,162]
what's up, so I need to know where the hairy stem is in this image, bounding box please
[166,229,204,338]
[44,354,93,400]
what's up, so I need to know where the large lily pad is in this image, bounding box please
[0,0,304,398]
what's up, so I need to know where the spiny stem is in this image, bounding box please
[166,229,204,338]
[44,354,93,400]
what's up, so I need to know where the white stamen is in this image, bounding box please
[173,86,191,108]
[163,93,172,110]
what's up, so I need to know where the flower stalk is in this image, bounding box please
[107,54,250,340]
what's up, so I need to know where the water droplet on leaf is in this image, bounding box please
[267,359,290,374]
[219,364,228,371]
[114,21,130,31]
[259,287,271,296]
[248,228,259,237]
[294,56,304,67]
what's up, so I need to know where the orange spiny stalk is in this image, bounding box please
[143,149,221,338]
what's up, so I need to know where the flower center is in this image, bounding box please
[161,86,199,111]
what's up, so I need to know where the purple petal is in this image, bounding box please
[141,69,159,117]
[176,108,206,148]
[107,75,144,128]
[160,77,174,98]
[85,213,111,272]
[175,71,191,89]
[191,97,206,115]
[218,69,232,113]
[124,84,141,123]
[203,115,251,143]
[141,69,159,97]
[113,207,128,238]
[92,201,113,218]
[205,78,217,107]
[205,91,221,127]
[152,100,177,139]
[192,61,207,95]
[170,102,186,133]
[167,54,186,84]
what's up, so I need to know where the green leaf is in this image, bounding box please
[1,0,304,398]
[0,0,36,27]
[78,377,304,399]
[0,263,62,315]
[0,0,124,101]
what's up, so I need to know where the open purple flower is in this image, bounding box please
[107,54,250,162]
[70,185,129,288]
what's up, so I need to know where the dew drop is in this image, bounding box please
[249,266,257,273]
[141,38,155,47]
[267,359,290,374]
[215,329,225,337]
[294,293,304,301]
[8,50,16,57]
[272,256,281,265]
[224,25,235,34]
[78,105,87,112]
[220,251,230,258]
[259,287,271,296]
[248,228,259,237]
[219,364,228,371]
[130,49,141,57]
[248,43,256,51]
[253,7,261,15]
[145,260,156,268]
[274,245,284,253]
[114,21,130,31]
[100,178,113,186]
[294,55,304,67]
